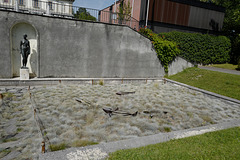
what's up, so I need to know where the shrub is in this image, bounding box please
[237,58,240,71]
[164,127,171,132]
[99,79,104,86]
[158,31,231,65]
[49,143,67,151]
[231,35,240,64]
[139,28,180,73]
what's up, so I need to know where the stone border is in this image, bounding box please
[0,78,161,86]
[164,78,240,105]
[39,119,240,160]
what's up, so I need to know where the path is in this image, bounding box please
[199,66,240,75]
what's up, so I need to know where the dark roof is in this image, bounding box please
[169,0,225,12]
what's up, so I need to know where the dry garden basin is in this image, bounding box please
[0,82,240,159]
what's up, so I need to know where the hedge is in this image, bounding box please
[158,31,231,65]
[139,28,180,73]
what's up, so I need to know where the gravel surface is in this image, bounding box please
[0,82,240,159]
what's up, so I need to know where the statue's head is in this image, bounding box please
[23,34,27,39]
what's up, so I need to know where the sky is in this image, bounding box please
[73,0,117,10]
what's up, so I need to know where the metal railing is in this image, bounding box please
[0,0,139,30]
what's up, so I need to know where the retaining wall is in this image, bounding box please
[0,10,193,78]
[0,10,164,78]
[168,57,194,76]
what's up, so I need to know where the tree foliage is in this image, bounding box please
[74,8,96,21]
[200,0,240,64]
[118,0,132,22]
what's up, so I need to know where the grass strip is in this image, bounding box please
[108,127,240,160]
[166,67,240,100]
[210,63,238,70]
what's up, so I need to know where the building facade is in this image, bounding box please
[99,0,141,30]
[0,0,75,16]
[100,0,225,34]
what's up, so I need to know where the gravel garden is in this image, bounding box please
[1,81,240,159]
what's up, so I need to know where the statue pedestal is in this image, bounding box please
[20,68,29,80]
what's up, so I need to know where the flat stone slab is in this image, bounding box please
[39,119,240,160]
[2,150,21,160]
[0,141,20,149]
[5,118,17,135]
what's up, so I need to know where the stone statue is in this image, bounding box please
[20,34,30,69]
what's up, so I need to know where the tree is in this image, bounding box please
[74,8,96,21]
[200,0,240,64]
[118,0,132,23]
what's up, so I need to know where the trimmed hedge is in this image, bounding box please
[139,28,180,73]
[158,31,231,65]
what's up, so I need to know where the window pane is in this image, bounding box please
[19,0,24,5]
[49,2,52,10]
[33,0,38,8]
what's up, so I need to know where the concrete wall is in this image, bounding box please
[0,11,11,78]
[168,57,194,76]
[0,10,164,78]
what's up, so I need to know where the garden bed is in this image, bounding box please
[0,82,240,159]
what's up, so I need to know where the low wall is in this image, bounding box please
[0,10,164,78]
[168,57,194,76]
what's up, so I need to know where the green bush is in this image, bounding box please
[50,143,66,151]
[158,31,231,65]
[237,58,240,71]
[231,35,240,64]
[139,28,180,73]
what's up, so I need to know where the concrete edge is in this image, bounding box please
[39,119,240,160]
[164,78,240,104]
[0,78,162,86]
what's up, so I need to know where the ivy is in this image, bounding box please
[159,31,231,65]
[139,28,180,74]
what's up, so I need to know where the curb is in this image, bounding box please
[0,78,161,86]
[39,119,240,160]
[164,78,240,105]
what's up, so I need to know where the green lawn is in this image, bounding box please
[210,63,238,70]
[167,67,240,100]
[108,127,240,160]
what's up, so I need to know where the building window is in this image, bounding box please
[48,2,53,10]
[3,0,8,3]
[19,0,24,6]
[33,0,39,8]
